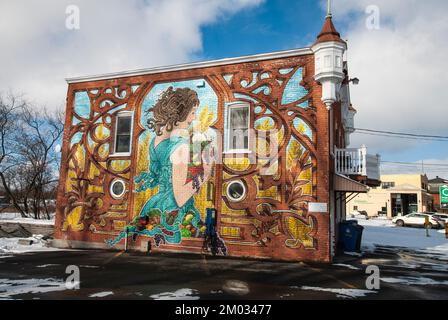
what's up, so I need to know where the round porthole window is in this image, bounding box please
[110,179,126,199]
[226,180,246,202]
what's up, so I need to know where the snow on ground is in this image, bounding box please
[298,286,376,299]
[332,263,361,270]
[79,265,100,269]
[0,212,55,225]
[150,288,200,300]
[89,291,114,298]
[0,278,67,299]
[36,264,60,268]
[381,277,448,286]
[349,217,448,259]
[0,235,62,255]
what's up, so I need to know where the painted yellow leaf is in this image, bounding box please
[66,168,76,192]
[287,140,303,169]
[255,118,273,131]
[110,160,130,172]
[95,124,110,140]
[297,122,305,134]
[74,144,85,172]
[97,144,109,158]
[195,105,215,133]
[62,206,85,232]
[285,216,315,249]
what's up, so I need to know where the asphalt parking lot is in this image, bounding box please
[0,246,447,300]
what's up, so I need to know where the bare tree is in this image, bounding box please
[0,92,64,219]
[0,92,28,217]
[17,105,64,219]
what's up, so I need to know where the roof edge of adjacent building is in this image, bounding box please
[65,47,313,84]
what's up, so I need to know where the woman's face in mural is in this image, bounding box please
[178,102,199,129]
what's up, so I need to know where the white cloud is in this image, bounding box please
[0,0,263,109]
[324,1,448,155]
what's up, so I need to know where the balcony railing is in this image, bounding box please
[335,146,381,181]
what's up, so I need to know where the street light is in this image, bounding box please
[348,77,360,85]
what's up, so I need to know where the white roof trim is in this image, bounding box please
[66,47,313,84]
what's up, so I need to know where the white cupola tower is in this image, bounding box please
[312,0,347,110]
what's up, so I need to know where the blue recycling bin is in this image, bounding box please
[205,208,217,238]
[339,220,364,252]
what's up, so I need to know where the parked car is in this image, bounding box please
[429,213,448,226]
[350,210,368,218]
[392,213,444,229]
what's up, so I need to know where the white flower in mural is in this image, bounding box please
[192,132,208,144]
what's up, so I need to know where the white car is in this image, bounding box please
[392,213,444,229]
[431,213,448,225]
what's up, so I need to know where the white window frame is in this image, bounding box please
[226,180,247,202]
[225,102,251,154]
[112,111,134,156]
[110,179,126,199]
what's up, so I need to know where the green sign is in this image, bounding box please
[440,185,448,208]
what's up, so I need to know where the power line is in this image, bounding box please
[381,161,448,167]
[351,127,448,140]
[353,131,448,142]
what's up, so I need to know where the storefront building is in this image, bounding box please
[348,174,431,218]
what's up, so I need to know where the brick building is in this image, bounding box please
[428,176,448,213]
[53,11,380,262]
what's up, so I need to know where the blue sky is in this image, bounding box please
[201,0,448,176]
[1,0,447,177]
[201,0,325,59]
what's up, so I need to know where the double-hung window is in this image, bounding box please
[114,112,133,154]
[227,103,250,152]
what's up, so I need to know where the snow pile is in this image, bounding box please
[332,263,361,270]
[299,286,376,299]
[354,218,395,228]
[0,212,55,225]
[0,235,61,255]
[150,288,199,300]
[89,291,114,298]
[0,278,67,299]
[381,277,448,286]
[354,218,448,259]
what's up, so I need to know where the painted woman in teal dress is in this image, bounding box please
[106,87,214,247]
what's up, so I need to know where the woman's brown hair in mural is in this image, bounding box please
[106,86,215,248]
[147,86,200,136]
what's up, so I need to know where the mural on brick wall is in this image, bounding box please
[60,84,143,234]
[208,65,318,251]
[58,58,320,257]
[106,80,226,252]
